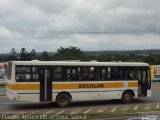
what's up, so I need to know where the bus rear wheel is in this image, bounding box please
[56,93,71,107]
[122,91,133,103]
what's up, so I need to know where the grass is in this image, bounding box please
[0,84,5,88]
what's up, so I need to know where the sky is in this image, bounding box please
[0,0,160,53]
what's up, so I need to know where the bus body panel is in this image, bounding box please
[5,61,151,105]
[6,81,138,102]
[147,90,152,97]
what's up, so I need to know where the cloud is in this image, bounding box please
[0,0,160,53]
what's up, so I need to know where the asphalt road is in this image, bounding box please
[0,82,160,120]
[0,88,5,95]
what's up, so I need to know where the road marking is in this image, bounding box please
[84,108,93,114]
[156,104,160,109]
[133,105,138,110]
[56,110,64,115]
[111,106,119,112]
[70,108,82,115]
[145,104,151,110]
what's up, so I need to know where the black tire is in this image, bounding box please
[122,91,133,103]
[56,93,71,107]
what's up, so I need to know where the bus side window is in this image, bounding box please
[101,67,110,80]
[16,66,31,82]
[71,68,77,81]
[16,74,23,81]
[137,70,141,83]
[142,70,147,83]
[101,68,105,80]
[95,67,102,81]
[110,67,120,80]
[129,71,135,80]
[31,67,39,82]
[63,67,77,81]
[77,67,82,80]
[26,74,31,80]
[81,67,89,80]
[53,67,63,81]
[66,68,71,81]
[123,67,136,80]
[89,67,95,80]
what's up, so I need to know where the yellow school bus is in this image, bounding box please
[5,61,151,107]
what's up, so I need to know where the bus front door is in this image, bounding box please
[137,69,148,96]
[39,68,52,102]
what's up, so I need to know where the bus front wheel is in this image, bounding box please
[56,93,71,107]
[122,91,133,103]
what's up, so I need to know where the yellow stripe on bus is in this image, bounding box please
[53,83,79,90]
[128,82,138,87]
[6,81,138,90]
[6,84,40,90]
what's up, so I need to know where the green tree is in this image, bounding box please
[97,55,111,62]
[9,48,17,60]
[20,48,28,61]
[53,46,87,61]
[40,51,51,61]
[144,54,160,65]
[30,49,37,60]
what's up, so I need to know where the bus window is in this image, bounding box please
[26,74,31,80]
[63,67,77,81]
[95,67,102,80]
[16,66,39,82]
[101,68,106,80]
[129,71,135,79]
[101,67,111,80]
[16,67,30,73]
[16,74,25,81]
[123,67,136,80]
[46,69,51,80]
[89,67,95,80]
[52,67,79,81]
[32,67,39,81]
[109,67,123,80]
[32,74,39,80]
[77,67,82,80]
[66,68,71,81]
[137,70,141,82]
[80,67,89,80]
[16,66,31,82]
[71,68,77,81]
[53,67,63,81]
[142,70,147,84]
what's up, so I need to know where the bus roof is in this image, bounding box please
[10,61,149,67]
